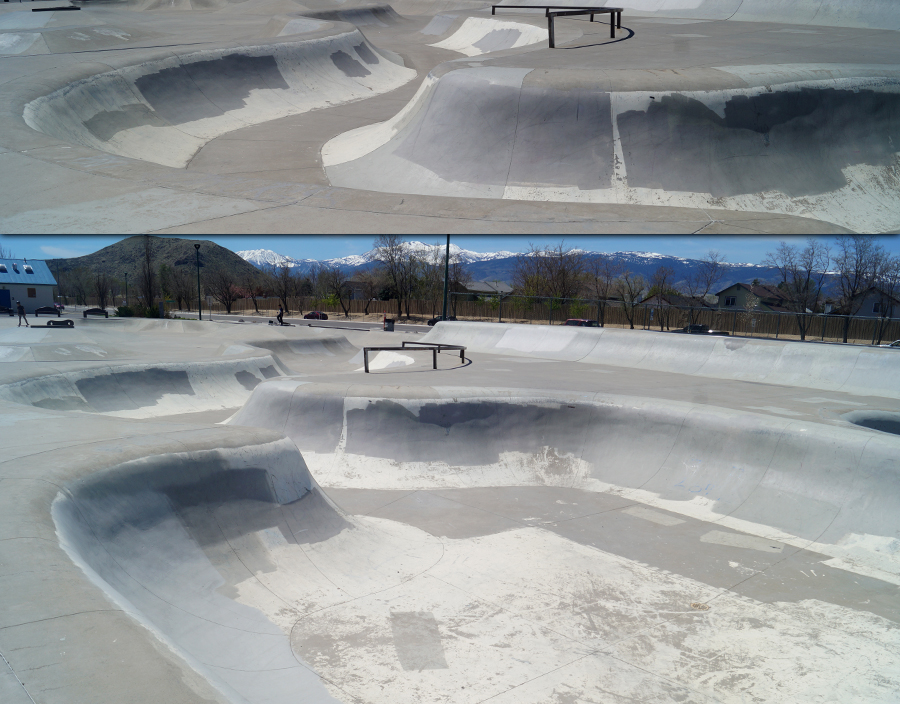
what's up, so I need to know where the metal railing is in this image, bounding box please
[363,343,467,373]
[492,5,623,46]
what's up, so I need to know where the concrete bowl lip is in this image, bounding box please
[841,409,900,435]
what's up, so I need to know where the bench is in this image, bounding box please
[492,4,623,47]
[83,308,109,318]
[363,343,467,373]
[34,306,60,317]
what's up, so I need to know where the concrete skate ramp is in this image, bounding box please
[51,438,347,704]
[421,321,900,399]
[493,0,900,30]
[228,382,900,565]
[429,17,548,56]
[324,65,900,231]
[0,356,284,416]
[23,30,415,168]
[51,382,900,704]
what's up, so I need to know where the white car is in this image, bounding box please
[878,340,900,348]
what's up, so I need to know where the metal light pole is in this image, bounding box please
[441,235,450,321]
[194,243,202,321]
[123,272,128,306]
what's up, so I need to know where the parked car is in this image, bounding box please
[54,303,65,311]
[303,311,328,320]
[564,319,598,327]
[34,306,60,317]
[673,324,729,336]
[428,315,457,326]
[878,340,900,349]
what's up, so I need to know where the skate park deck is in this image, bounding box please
[1,311,899,704]
[1,0,899,232]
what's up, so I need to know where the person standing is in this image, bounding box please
[16,300,29,327]
[277,305,284,326]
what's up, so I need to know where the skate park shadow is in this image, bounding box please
[558,25,635,49]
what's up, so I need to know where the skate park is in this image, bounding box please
[1,308,899,704]
[1,0,900,232]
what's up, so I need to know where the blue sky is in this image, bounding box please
[2,235,898,266]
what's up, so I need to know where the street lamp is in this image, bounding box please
[124,272,128,306]
[194,243,202,321]
[441,235,450,321]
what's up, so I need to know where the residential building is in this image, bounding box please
[715,283,792,313]
[843,286,900,319]
[0,258,58,311]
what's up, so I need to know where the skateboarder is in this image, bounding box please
[277,305,284,326]
[16,300,29,327]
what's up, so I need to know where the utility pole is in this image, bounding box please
[441,235,450,321]
[194,243,202,321]
[124,272,128,306]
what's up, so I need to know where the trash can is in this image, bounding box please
[383,318,395,332]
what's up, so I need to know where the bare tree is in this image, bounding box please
[270,263,295,314]
[449,257,472,316]
[94,270,111,310]
[763,239,831,341]
[371,235,421,319]
[171,266,195,312]
[240,268,265,315]
[614,271,647,329]
[68,268,91,307]
[584,254,623,327]
[834,236,883,343]
[0,244,14,258]
[322,265,352,318]
[683,250,727,326]
[650,265,676,330]
[138,236,158,311]
[356,268,383,315]
[207,266,241,314]
[873,255,900,345]
[512,241,586,301]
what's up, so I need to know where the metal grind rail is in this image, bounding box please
[363,342,467,373]
[491,4,623,46]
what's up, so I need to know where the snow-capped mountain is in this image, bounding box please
[237,242,518,271]
[237,244,778,290]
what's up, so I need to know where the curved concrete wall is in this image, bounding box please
[23,30,415,167]
[0,356,285,417]
[228,382,900,583]
[420,321,900,399]
[324,65,900,232]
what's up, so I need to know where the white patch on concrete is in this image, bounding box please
[701,530,785,553]
[745,405,804,416]
[622,505,685,526]
[430,17,547,56]
[356,351,416,371]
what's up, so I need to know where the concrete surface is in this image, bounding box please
[1,311,899,704]
[3,0,898,231]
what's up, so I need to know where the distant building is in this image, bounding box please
[0,258,58,311]
[465,280,513,296]
[843,286,900,319]
[715,283,791,313]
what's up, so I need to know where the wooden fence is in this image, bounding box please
[74,292,900,346]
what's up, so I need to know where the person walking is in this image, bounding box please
[277,305,284,326]
[16,300,29,327]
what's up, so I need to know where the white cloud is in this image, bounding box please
[41,245,89,258]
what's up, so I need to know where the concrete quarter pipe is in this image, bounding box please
[1,314,899,704]
[1,0,898,231]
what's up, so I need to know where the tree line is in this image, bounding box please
[56,235,473,319]
[510,238,900,341]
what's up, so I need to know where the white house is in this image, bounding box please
[0,258,58,312]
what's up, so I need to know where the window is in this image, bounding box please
[873,302,881,313]
[0,265,6,273]
[24,265,33,274]
[725,296,736,307]
[27,288,36,298]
